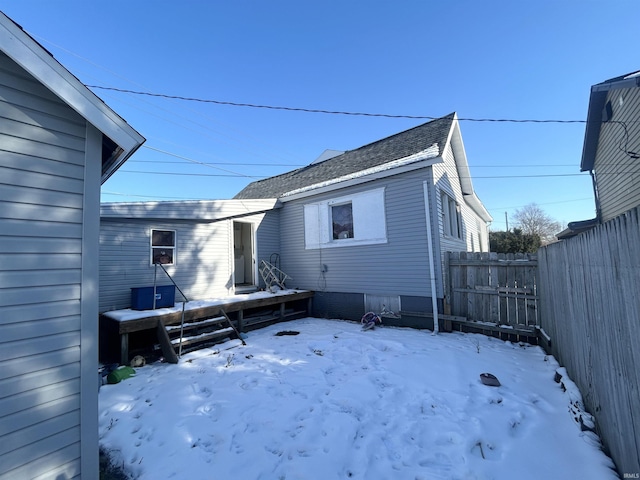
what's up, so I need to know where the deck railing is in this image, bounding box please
[154,262,189,357]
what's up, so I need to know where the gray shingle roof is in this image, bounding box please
[234,113,455,199]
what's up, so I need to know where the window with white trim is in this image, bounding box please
[304,188,387,249]
[151,229,176,265]
[441,192,463,239]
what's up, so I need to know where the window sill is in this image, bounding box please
[306,237,387,250]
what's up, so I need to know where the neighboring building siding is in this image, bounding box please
[0,51,86,479]
[594,86,640,222]
[99,207,280,311]
[279,169,438,300]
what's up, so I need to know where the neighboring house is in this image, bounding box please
[99,199,279,312]
[559,70,640,238]
[235,113,492,324]
[0,11,144,480]
[538,70,640,475]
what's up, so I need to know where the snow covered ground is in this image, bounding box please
[99,318,617,480]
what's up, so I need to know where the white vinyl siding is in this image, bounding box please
[100,221,231,310]
[0,51,87,479]
[99,203,280,311]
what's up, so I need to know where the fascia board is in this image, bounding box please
[445,116,492,222]
[446,117,476,197]
[581,75,640,172]
[100,199,280,220]
[0,13,145,165]
[463,193,493,222]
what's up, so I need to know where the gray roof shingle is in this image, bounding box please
[234,113,455,199]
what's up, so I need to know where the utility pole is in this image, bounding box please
[505,212,509,231]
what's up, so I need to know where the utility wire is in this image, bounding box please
[117,170,264,178]
[114,169,589,180]
[487,197,594,210]
[129,159,305,167]
[141,145,258,178]
[86,85,588,124]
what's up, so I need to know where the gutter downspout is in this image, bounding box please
[423,181,439,334]
[590,170,602,223]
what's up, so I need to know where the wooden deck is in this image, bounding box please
[100,290,314,365]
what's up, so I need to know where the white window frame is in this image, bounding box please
[150,229,176,266]
[304,188,387,249]
[441,191,463,239]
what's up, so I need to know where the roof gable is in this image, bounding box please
[234,113,456,199]
[580,70,640,172]
[0,12,144,183]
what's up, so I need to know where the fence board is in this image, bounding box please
[538,206,640,475]
[446,251,538,329]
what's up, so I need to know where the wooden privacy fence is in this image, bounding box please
[444,252,539,338]
[537,206,640,475]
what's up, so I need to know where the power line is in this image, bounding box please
[86,85,588,124]
[130,159,583,169]
[101,190,216,201]
[141,145,258,178]
[118,170,265,178]
[487,197,594,210]
[129,159,304,167]
[113,169,589,180]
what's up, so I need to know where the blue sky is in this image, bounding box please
[2,1,639,230]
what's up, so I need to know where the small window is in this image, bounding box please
[332,203,354,240]
[441,192,463,240]
[151,229,176,265]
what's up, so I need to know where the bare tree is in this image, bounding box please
[512,203,561,245]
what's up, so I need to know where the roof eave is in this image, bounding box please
[100,198,280,220]
[580,73,640,172]
[464,193,493,222]
[580,89,608,172]
[0,12,145,183]
[279,156,443,203]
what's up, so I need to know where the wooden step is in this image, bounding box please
[158,309,246,360]
[170,327,234,347]
[165,316,226,333]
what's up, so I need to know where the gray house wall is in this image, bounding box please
[593,86,640,223]
[255,210,281,281]
[99,202,280,312]
[0,51,95,479]
[434,142,489,254]
[279,169,441,321]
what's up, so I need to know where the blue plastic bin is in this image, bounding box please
[131,285,176,310]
